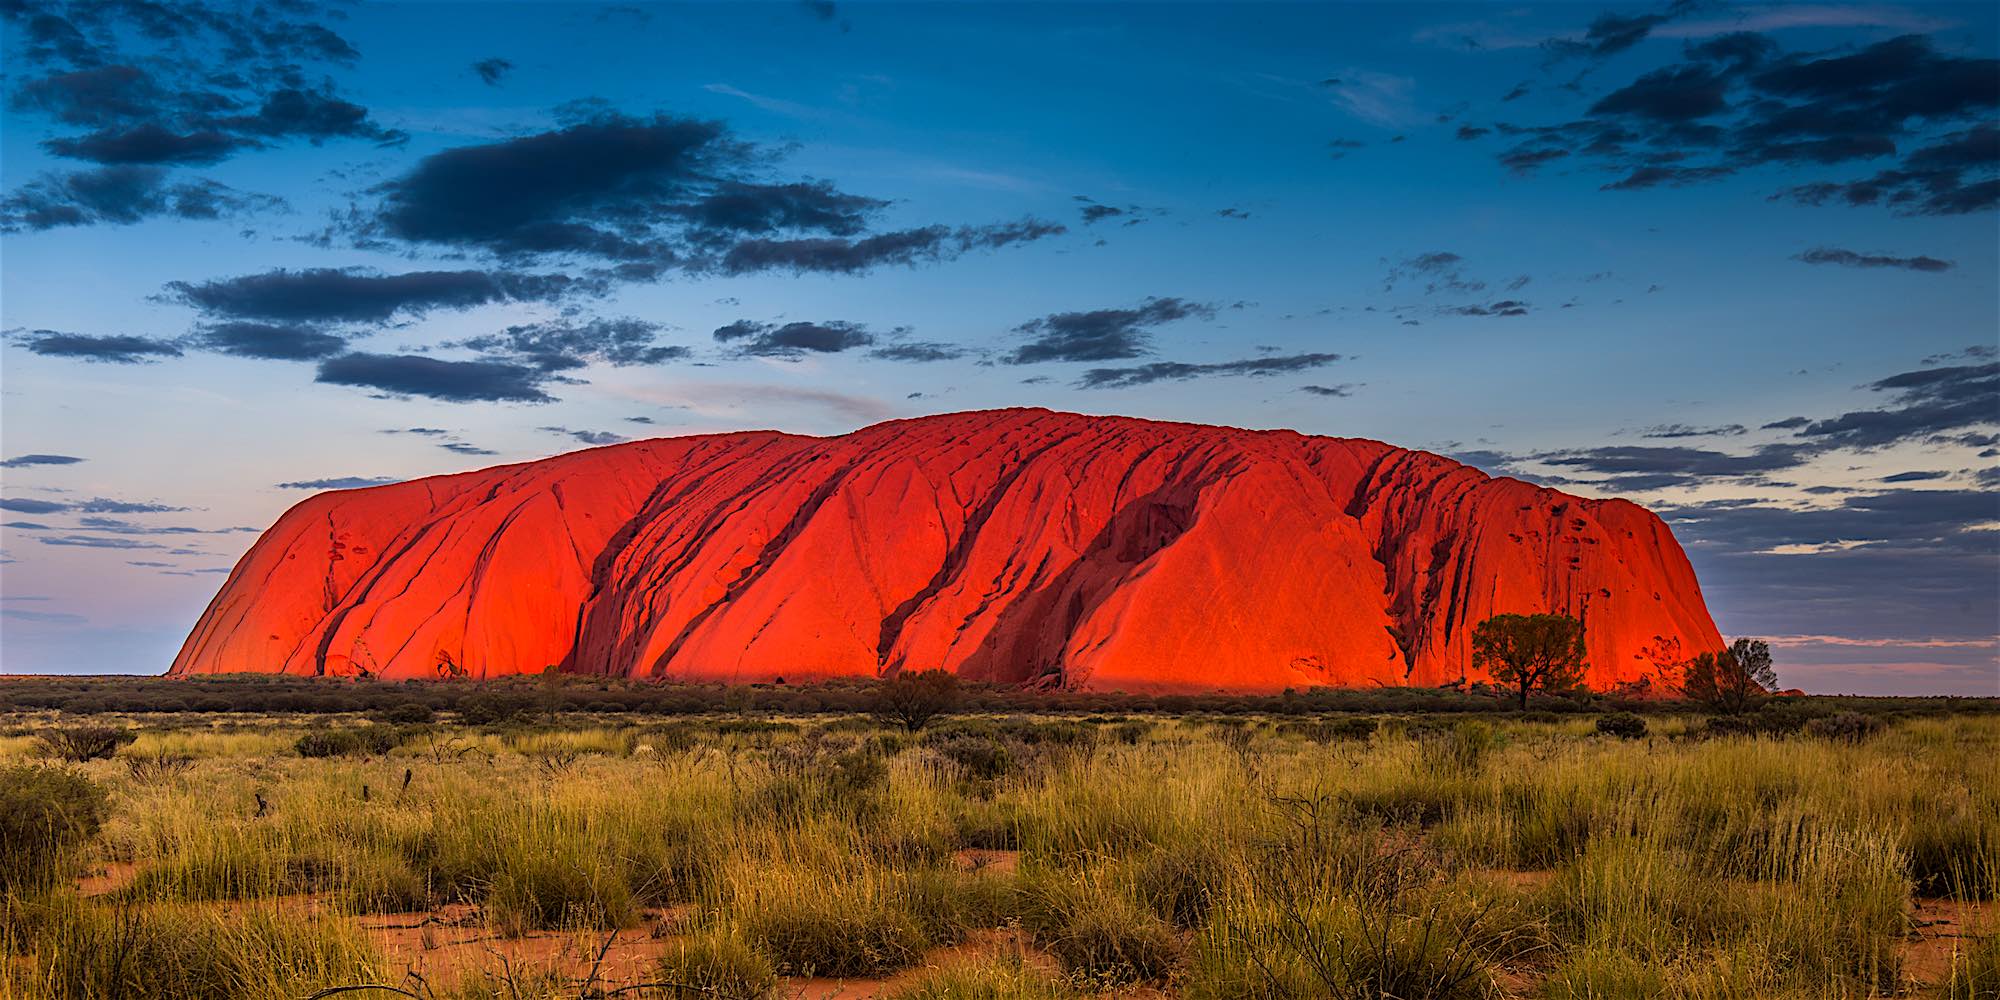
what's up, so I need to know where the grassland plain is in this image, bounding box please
[0,701,1995,999]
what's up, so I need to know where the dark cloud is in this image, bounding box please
[1485,34,1998,215]
[441,442,498,456]
[1442,300,1530,318]
[472,58,513,86]
[0,499,69,515]
[2,0,399,171]
[1880,470,1949,483]
[167,268,581,323]
[315,353,555,403]
[72,516,248,536]
[1793,247,1954,272]
[1,164,279,230]
[72,498,186,514]
[540,426,627,446]
[449,317,689,370]
[1298,383,1358,398]
[17,330,182,363]
[718,219,1064,275]
[1639,423,1748,439]
[0,0,397,236]
[0,454,84,468]
[275,476,401,490]
[1327,138,1365,160]
[868,342,967,362]
[36,535,167,550]
[1789,362,2000,451]
[353,110,1062,275]
[1542,4,1691,62]
[1532,443,1812,491]
[714,319,877,357]
[1005,298,1213,364]
[1384,251,1485,295]
[1076,352,1343,389]
[194,322,346,360]
[1762,416,1810,430]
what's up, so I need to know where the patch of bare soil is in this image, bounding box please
[954,848,1021,875]
[77,861,138,897]
[358,905,676,989]
[1901,897,1996,993]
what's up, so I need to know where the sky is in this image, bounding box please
[0,1,1995,695]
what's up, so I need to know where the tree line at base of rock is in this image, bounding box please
[2,616,1987,723]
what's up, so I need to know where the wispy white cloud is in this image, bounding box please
[1657,5,1957,38]
[1322,69,1423,127]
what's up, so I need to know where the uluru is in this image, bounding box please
[169,409,1722,692]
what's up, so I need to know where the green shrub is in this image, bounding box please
[1806,712,1883,743]
[1594,713,1648,740]
[655,928,778,1000]
[35,726,136,763]
[0,767,108,893]
[372,702,435,724]
[458,692,530,726]
[927,732,1014,781]
[123,753,195,783]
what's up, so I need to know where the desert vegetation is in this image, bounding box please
[1,691,1995,999]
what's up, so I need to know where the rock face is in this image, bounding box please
[170,409,1722,692]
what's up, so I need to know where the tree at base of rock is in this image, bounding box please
[871,669,962,732]
[1681,638,1778,716]
[1471,613,1588,710]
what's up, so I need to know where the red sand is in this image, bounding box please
[171,408,1721,691]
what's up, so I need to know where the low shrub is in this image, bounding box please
[35,726,136,763]
[1594,713,1648,740]
[123,753,196,782]
[0,767,109,892]
[372,702,435,725]
[458,692,531,726]
[1806,712,1884,743]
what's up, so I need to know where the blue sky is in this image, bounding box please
[1,1,1995,693]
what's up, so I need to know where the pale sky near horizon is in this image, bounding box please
[1,1,1996,694]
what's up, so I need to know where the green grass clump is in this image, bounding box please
[1016,866,1180,984]
[884,954,1077,1000]
[6,895,381,999]
[0,766,108,893]
[655,927,778,1000]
